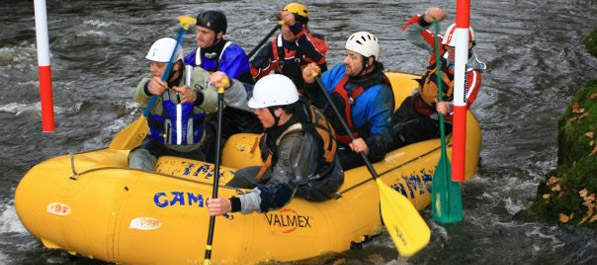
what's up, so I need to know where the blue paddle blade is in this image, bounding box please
[431,153,463,224]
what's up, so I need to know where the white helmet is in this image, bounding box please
[248,74,299,109]
[145,37,183,63]
[441,23,475,47]
[345,31,380,60]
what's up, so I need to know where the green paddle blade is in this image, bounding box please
[431,153,463,223]
[377,178,431,257]
[108,116,149,150]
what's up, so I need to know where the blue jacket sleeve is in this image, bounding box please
[321,63,346,94]
[184,49,197,67]
[362,84,394,161]
[218,44,251,80]
[364,84,394,140]
[305,63,346,108]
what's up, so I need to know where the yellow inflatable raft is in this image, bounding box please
[15,72,481,264]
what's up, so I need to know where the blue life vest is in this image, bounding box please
[148,92,205,145]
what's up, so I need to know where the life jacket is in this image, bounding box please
[270,33,327,70]
[413,64,454,117]
[324,76,364,145]
[270,35,298,73]
[193,41,233,71]
[270,34,326,91]
[418,65,454,106]
[255,105,336,180]
[148,92,206,145]
[194,41,255,84]
[325,74,393,145]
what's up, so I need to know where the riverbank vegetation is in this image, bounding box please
[525,29,597,228]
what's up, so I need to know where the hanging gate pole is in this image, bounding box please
[34,0,55,132]
[452,0,471,181]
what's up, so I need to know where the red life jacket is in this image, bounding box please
[327,76,365,145]
[270,36,298,73]
[270,34,327,70]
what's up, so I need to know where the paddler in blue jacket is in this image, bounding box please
[184,9,253,84]
[302,31,395,170]
[184,10,262,163]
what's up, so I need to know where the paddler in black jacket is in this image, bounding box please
[207,74,344,215]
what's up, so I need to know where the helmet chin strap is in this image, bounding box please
[267,107,281,127]
[166,61,183,87]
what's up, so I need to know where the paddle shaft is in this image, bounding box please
[314,76,380,179]
[247,24,280,58]
[143,26,187,117]
[433,20,449,164]
[203,87,225,264]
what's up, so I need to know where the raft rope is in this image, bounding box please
[69,152,80,180]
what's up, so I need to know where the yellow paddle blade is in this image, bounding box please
[108,116,149,150]
[177,15,197,30]
[376,178,431,257]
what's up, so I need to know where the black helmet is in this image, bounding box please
[196,10,227,34]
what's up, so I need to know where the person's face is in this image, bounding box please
[344,50,364,77]
[149,61,181,81]
[446,45,456,63]
[445,41,473,64]
[149,61,167,78]
[196,26,221,48]
[281,24,295,41]
[253,107,277,128]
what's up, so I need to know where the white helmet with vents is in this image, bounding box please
[145,37,183,63]
[345,31,381,60]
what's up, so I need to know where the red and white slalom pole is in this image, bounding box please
[451,0,470,182]
[34,0,55,132]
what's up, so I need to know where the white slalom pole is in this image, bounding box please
[34,0,55,132]
[451,0,470,181]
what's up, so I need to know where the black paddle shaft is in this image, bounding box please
[314,76,381,180]
[204,91,225,262]
[247,24,280,58]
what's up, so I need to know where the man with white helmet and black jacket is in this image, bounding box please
[302,31,395,170]
[206,74,344,215]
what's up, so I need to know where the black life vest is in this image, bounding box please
[256,105,336,179]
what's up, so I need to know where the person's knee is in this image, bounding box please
[226,166,262,189]
[128,148,157,171]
